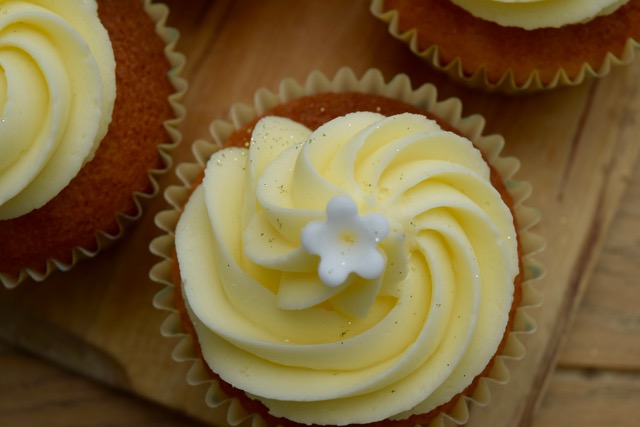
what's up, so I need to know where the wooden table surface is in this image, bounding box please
[2,1,640,426]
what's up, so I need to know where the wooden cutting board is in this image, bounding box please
[1,1,639,425]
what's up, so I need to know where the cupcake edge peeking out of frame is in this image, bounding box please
[0,0,186,288]
[371,0,640,93]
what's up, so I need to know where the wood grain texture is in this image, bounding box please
[533,369,640,427]
[0,342,205,427]
[1,1,639,426]
[556,159,640,370]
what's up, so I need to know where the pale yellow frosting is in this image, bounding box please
[449,0,630,29]
[176,113,519,425]
[0,0,115,219]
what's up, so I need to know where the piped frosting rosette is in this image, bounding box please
[448,0,630,29]
[0,0,115,219]
[151,68,544,427]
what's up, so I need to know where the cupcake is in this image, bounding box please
[150,68,543,426]
[0,0,186,288]
[371,0,640,93]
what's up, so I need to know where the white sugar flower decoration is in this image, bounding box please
[301,195,389,287]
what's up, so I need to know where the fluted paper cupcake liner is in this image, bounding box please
[1,0,187,289]
[370,0,640,94]
[150,67,544,427]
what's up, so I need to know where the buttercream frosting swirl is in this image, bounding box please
[176,113,519,425]
[449,0,630,29]
[0,0,115,219]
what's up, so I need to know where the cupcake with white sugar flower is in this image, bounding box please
[150,68,544,427]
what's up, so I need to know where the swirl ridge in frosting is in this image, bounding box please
[176,112,519,424]
[0,0,115,219]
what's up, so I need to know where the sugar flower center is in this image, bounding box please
[301,195,389,287]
